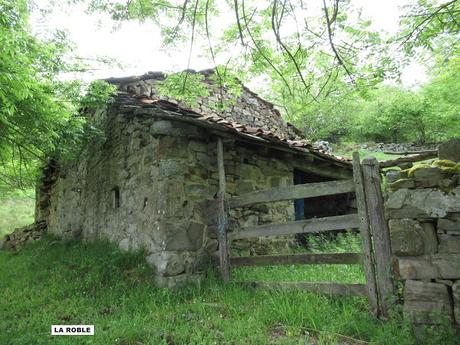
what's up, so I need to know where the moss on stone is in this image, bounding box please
[407,164,432,177]
[399,169,410,178]
[456,162,460,174]
[432,160,457,168]
[438,166,456,174]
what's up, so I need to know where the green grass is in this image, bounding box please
[233,232,365,284]
[333,146,402,162]
[0,189,35,239]
[1,236,458,345]
[355,149,400,162]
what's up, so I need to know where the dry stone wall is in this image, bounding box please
[40,109,218,287]
[31,71,354,288]
[384,139,460,326]
[0,221,46,251]
[36,102,301,287]
[111,70,302,141]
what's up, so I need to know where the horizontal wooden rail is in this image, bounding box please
[383,149,438,156]
[379,151,437,169]
[229,214,360,240]
[230,253,363,267]
[238,281,368,297]
[227,179,355,208]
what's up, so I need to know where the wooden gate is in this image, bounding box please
[210,138,393,318]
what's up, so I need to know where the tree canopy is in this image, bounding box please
[81,0,459,142]
[0,0,116,192]
[1,0,460,192]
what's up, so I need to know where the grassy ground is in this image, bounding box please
[234,233,365,284]
[0,147,453,344]
[0,189,35,239]
[332,145,402,162]
[1,236,458,345]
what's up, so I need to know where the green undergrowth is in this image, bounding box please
[0,189,35,239]
[233,232,365,283]
[1,236,458,344]
[334,147,403,162]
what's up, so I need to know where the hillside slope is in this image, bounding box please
[0,237,457,345]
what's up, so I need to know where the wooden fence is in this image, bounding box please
[209,138,393,318]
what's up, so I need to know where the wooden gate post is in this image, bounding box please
[361,156,394,317]
[217,137,230,282]
[352,152,379,317]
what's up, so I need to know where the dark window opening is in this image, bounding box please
[112,187,120,208]
[293,169,352,221]
[293,169,354,247]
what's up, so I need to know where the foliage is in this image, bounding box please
[157,71,210,107]
[4,236,459,345]
[399,0,460,59]
[420,44,460,141]
[0,0,117,192]
[2,0,457,194]
[0,189,34,238]
[350,87,427,144]
[344,38,460,145]
[80,0,460,145]
[83,0,396,140]
[208,66,242,110]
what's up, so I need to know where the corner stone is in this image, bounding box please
[146,252,185,276]
[154,274,202,289]
[164,222,205,251]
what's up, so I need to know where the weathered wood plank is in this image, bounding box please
[228,179,355,208]
[379,151,437,169]
[230,253,363,267]
[292,161,353,180]
[382,150,438,156]
[217,138,230,283]
[396,254,460,280]
[362,157,394,317]
[352,152,379,317]
[238,281,368,297]
[229,214,360,240]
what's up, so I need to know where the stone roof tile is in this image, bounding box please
[106,71,350,163]
[112,91,350,166]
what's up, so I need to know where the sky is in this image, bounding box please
[31,0,428,87]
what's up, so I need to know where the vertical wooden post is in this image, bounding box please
[352,152,379,317]
[217,137,230,282]
[361,156,394,317]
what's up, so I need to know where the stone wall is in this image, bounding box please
[39,109,217,287]
[384,140,460,325]
[36,102,317,287]
[0,221,46,251]
[109,70,303,141]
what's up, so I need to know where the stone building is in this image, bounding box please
[35,69,353,287]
